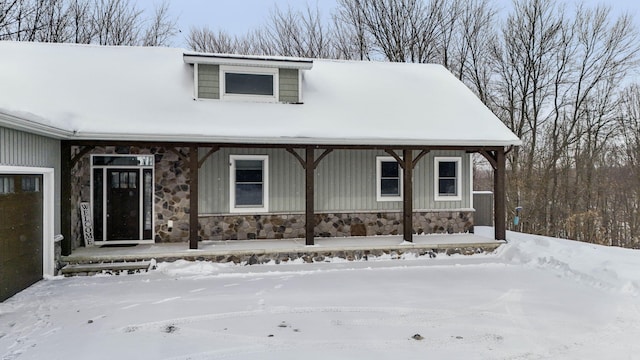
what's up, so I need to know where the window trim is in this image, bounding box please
[229,154,269,213]
[376,156,403,202]
[434,156,462,201]
[220,65,278,102]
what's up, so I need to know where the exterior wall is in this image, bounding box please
[199,210,474,240]
[70,146,190,249]
[197,65,299,103]
[0,126,61,234]
[198,64,219,99]
[199,148,472,214]
[278,69,299,103]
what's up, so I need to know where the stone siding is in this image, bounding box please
[199,211,474,241]
[70,146,191,249]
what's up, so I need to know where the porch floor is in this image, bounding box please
[61,233,503,265]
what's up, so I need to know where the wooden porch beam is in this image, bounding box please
[494,148,506,241]
[403,149,414,242]
[70,145,95,167]
[305,146,315,246]
[189,144,199,249]
[197,146,220,168]
[60,141,72,256]
[168,147,189,162]
[285,147,305,167]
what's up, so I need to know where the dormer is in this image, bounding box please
[183,53,313,104]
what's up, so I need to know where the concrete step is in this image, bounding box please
[61,261,153,276]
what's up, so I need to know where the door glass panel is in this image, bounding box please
[93,168,104,241]
[143,169,153,239]
[111,171,120,189]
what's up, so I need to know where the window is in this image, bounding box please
[21,176,40,192]
[230,155,269,212]
[221,66,278,102]
[0,176,15,194]
[376,156,402,201]
[434,157,461,201]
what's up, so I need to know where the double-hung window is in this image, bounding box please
[220,66,278,102]
[230,155,269,212]
[376,156,402,201]
[434,157,461,201]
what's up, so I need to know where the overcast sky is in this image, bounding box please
[140,0,640,48]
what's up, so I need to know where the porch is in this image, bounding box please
[59,232,503,274]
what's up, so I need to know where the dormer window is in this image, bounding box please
[220,66,278,102]
[184,53,312,104]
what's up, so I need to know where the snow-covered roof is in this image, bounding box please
[0,41,521,147]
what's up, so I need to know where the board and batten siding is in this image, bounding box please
[278,69,299,103]
[0,126,61,233]
[198,64,219,99]
[197,65,299,103]
[199,148,471,214]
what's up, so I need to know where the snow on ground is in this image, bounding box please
[1,227,640,359]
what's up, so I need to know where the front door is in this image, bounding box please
[107,169,139,240]
[92,155,154,244]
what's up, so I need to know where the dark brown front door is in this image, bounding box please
[0,174,43,302]
[106,169,139,240]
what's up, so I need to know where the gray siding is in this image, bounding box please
[198,64,219,99]
[278,69,299,103]
[0,126,61,233]
[199,147,304,214]
[199,148,471,214]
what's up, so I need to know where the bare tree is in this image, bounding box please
[142,0,177,46]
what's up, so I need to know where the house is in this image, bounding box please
[0,41,521,301]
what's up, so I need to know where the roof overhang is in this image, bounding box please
[183,52,313,70]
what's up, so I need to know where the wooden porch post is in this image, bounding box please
[494,147,506,240]
[60,141,72,256]
[305,146,315,246]
[402,149,413,242]
[189,144,199,249]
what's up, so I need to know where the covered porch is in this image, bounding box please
[59,141,509,256]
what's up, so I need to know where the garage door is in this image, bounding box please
[0,174,43,302]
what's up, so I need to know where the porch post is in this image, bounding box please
[402,149,413,242]
[494,147,506,240]
[189,144,199,249]
[60,141,72,256]
[305,146,315,246]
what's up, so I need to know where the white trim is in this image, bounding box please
[183,54,313,70]
[90,155,155,243]
[219,65,279,103]
[376,156,402,202]
[469,155,474,209]
[193,63,199,99]
[0,110,523,146]
[434,157,462,202]
[229,154,269,213]
[298,70,304,103]
[0,166,55,277]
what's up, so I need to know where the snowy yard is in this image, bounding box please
[2,227,640,360]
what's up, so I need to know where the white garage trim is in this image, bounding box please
[0,166,55,277]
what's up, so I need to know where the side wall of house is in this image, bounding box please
[0,126,61,233]
[199,148,472,213]
[198,148,473,240]
[198,65,299,103]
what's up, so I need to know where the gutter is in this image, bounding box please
[0,111,522,147]
[0,111,74,139]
